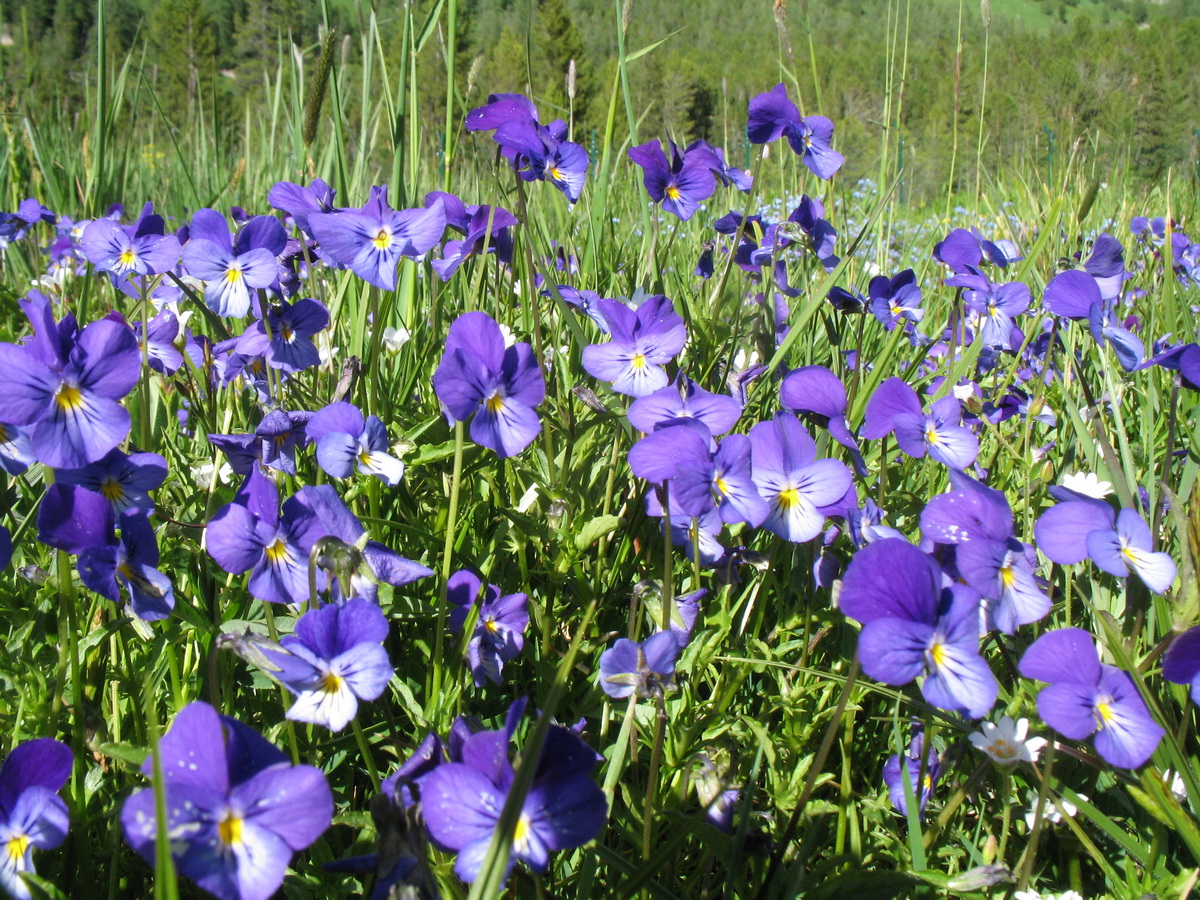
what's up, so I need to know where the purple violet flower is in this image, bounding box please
[0,738,72,900]
[55,448,167,516]
[121,701,332,900]
[182,209,282,318]
[869,269,924,330]
[420,701,606,885]
[447,569,529,687]
[258,599,394,731]
[205,477,330,606]
[861,377,979,470]
[308,187,447,291]
[883,727,940,818]
[748,412,852,543]
[0,293,140,469]
[1019,628,1163,768]
[839,539,997,719]
[581,295,687,398]
[746,83,844,180]
[627,138,717,221]
[599,631,681,700]
[307,401,405,486]
[234,297,330,373]
[432,312,545,458]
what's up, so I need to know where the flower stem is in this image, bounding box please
[430,421,465,710]
[352,716,381,793]
[642,693,668,861]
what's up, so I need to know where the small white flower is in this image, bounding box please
[952,383,978,403]
[382,326,411,352]
[733,348,760,371]
[498,323,516,348]
[1025,792,1084,830]
[1061,471,1113,498]
[969,716,1047,769]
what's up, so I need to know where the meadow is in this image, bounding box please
[1,2,1200,899]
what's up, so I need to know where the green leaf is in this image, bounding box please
[575,514,623,551]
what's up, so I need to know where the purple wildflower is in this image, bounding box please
[883,728,940,818]
[307,401,405,486]
[861,377,979,470]
[258,599,393,731]
[0,293,140,469]
[581,295,687,398]
[205,478,330,605]
[447,570,529,687]
[182,209,282,318]
[121,702,332,900]
[839,539,997,719]
[599,631,681,700]
[627,138,717,221]
[234,297,330,373]
[432,312,545,458]
[749,413,852,543]
[420,701,606,884]
[308,187,447,291]
[1019,628,1163,768]
[0,738,72,900]
[746,83,844,179]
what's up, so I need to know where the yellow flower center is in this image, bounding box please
[6,833,29,864]
[715,475,730,497]
[924,425,942,446]
[118,248,137,269]
[486,393,505,413]
[358,450,373,466]
[321,672,344,694]
[264,539,290,565]
[549,166,564,182]
[630,353,647,370]
[1096,700,1114,724]
[55,383,85,412]
[665,184,681,201]
[100,477,124,502]
[226,267,243,284]
[0,423,7,442]
[991,738,1015,759]
[372,229,393,250]
[484,617,499,633]
[1000,566,1016,589]
[512,813,532,855]
[777,487,801,509]
[929,641,948,668]
[217,812,244,848]
[281,327,295,342]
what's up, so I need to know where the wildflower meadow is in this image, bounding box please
[2,1,1200,898]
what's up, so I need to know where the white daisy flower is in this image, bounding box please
[970,715,1047,769]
